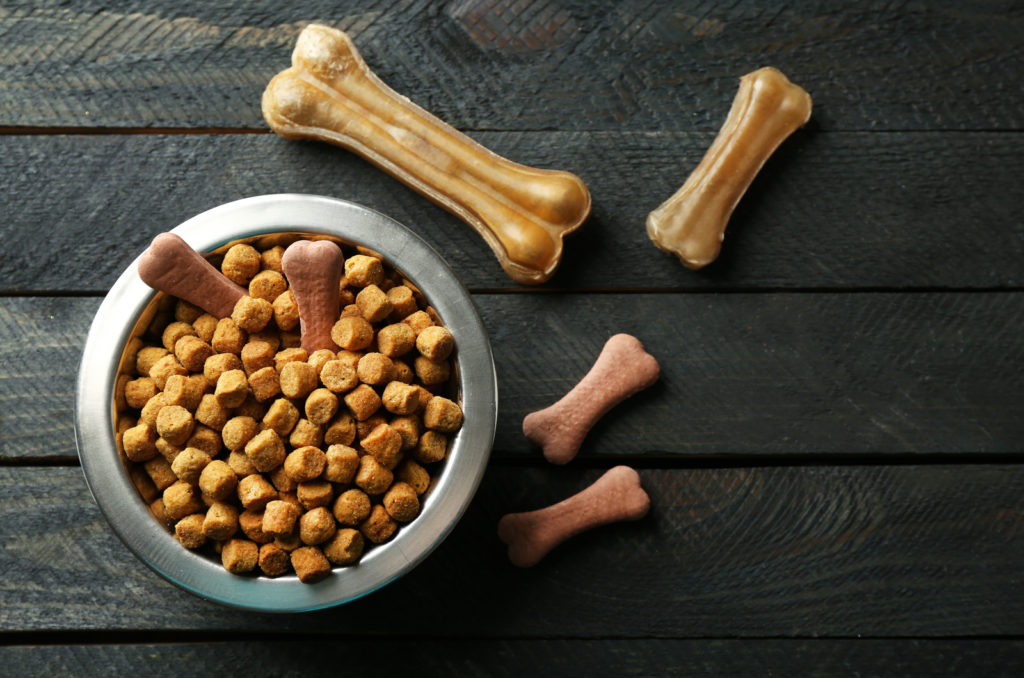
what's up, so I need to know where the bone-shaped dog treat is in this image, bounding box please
[498,465,650,567]
[262,24,591,285]
[281,240,344,352]
[523,334,659,465]
[647,67,812,270]
[137,233,246,319]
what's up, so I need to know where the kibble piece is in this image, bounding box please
[247,365,281,402]
[203,502,239,541]
[386,285,418,320]
[332,488,371,525]
[244,428,286,473]
[155,437,183,463]
[274,530,303,555]
[174,335,214,373]
[186,425,222,457]
[204,353,243,387]
[356,413,387,441]
[124,377,158,410]
[261,245,285,273]
[299,506,337,546]
[195,392,230,431]
[249,327,281,353]
[274,347,309,371]
[175,514,207,549]
[228,449,258,477]
[357,352,393,386]
[222,416,258,451]
[376,322,416,358]
[262,500,301,539]
[272,289,299,331]
[130,466,158,503]
[174,299,202,323]
[170,447,211,484]
[221,538,259,574]
[413,356,450,386]
[164,373,204,412]
[305,388,339,425]
[344,384,381,421]
[143,456,177,491]
[198,460,237,501]
[324,444,360,484]
[319,360,358,393]
[330,316,374,351]
[341,304,366,319]
[231,296,273,333]
[344,254,384,287]
[241,340,276,374]
[214,369,249,409]
[155,405,194,446]
[289,419,324,449]
[258,543,290,576]
[237,473,278,510]
[307,349,336,376]
[383,482,421,522]
[360,504,397,544]
[291,546,331,583]
[297,480,334,510]
[381,381,420,416]
[423,397,464,433]
[269,466,297,493]
[403,310,434,335]
[324,412,357,447]
[280,361,317,400]
[163,481,204,522]
[396,459,431,495]
[238,510,272,544]
[361,423,403,469]
[389,415,421,452]
[415,430,449,464]
[355,455,394,495]
[149,497,174,528]
[248,269,287,302]
[222,244,261,285]
[162,321,197,352]
[416,325,455,362]
[284,446,327,483]
[323,528,364,566]
[211,318,247,354]
[355,284,393,323]
[391,360,414,384]
[149,354,187,390]
[123,423,158,462]
[192,313,218,344]
[136,346,170,377]
[334,350,364,370]
[263,398,300,437]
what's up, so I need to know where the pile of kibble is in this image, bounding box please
[115,240,463,583]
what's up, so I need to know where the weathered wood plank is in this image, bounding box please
[1,132,1022,293]
[0,1,1020,131]
[3,639,1024,677]
[2,293,1022,461]
[2,465,1024,635]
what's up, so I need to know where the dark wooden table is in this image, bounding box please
[2,1,1022,674]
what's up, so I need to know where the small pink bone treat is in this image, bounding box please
[280,240,345,352]
[523,334,659,465]
[498,465,650,567]
[137,233,246,319]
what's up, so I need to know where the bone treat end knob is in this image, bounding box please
[498,465,650,567]
[647,67,812,269]
[262,24,591,285]
[137,233,246,319]
[281,239,345,352]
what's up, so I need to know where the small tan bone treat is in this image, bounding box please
[523,334,659,465]
[498,465,650,567]
[262,24,591,285]
[138,233,246,318]
[646,67,812,269]
[281,240,345,352]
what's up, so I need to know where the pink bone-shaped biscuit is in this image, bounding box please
[497,465,650,567]
[522,333,660,465]
[281,239,345,352]
[137,233,246,319]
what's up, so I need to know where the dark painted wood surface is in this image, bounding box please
[2,0,1022,672]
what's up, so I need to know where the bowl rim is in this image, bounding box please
[75,193,497,612]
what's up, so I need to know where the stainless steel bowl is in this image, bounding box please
[75,194,497,612]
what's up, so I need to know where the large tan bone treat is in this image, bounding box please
[523,334,659,465]
[138,233,246,319]
[498,465,650,567]
[646,67,812,270]
[281,240,344,352]
[262,24,591,285]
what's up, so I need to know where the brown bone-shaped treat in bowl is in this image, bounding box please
[262,24,591,285]
[137,233,246,319]
[281,239,344,352]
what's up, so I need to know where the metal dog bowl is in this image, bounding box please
[75,194,497,612]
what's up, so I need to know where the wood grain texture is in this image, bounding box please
[3,639,1024,677]
[1,131,1022,293]
[2,465,1024,636]
[0,1,1020,131]
[3,293,1021,461]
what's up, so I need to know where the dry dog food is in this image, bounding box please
[121,235,463,582]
